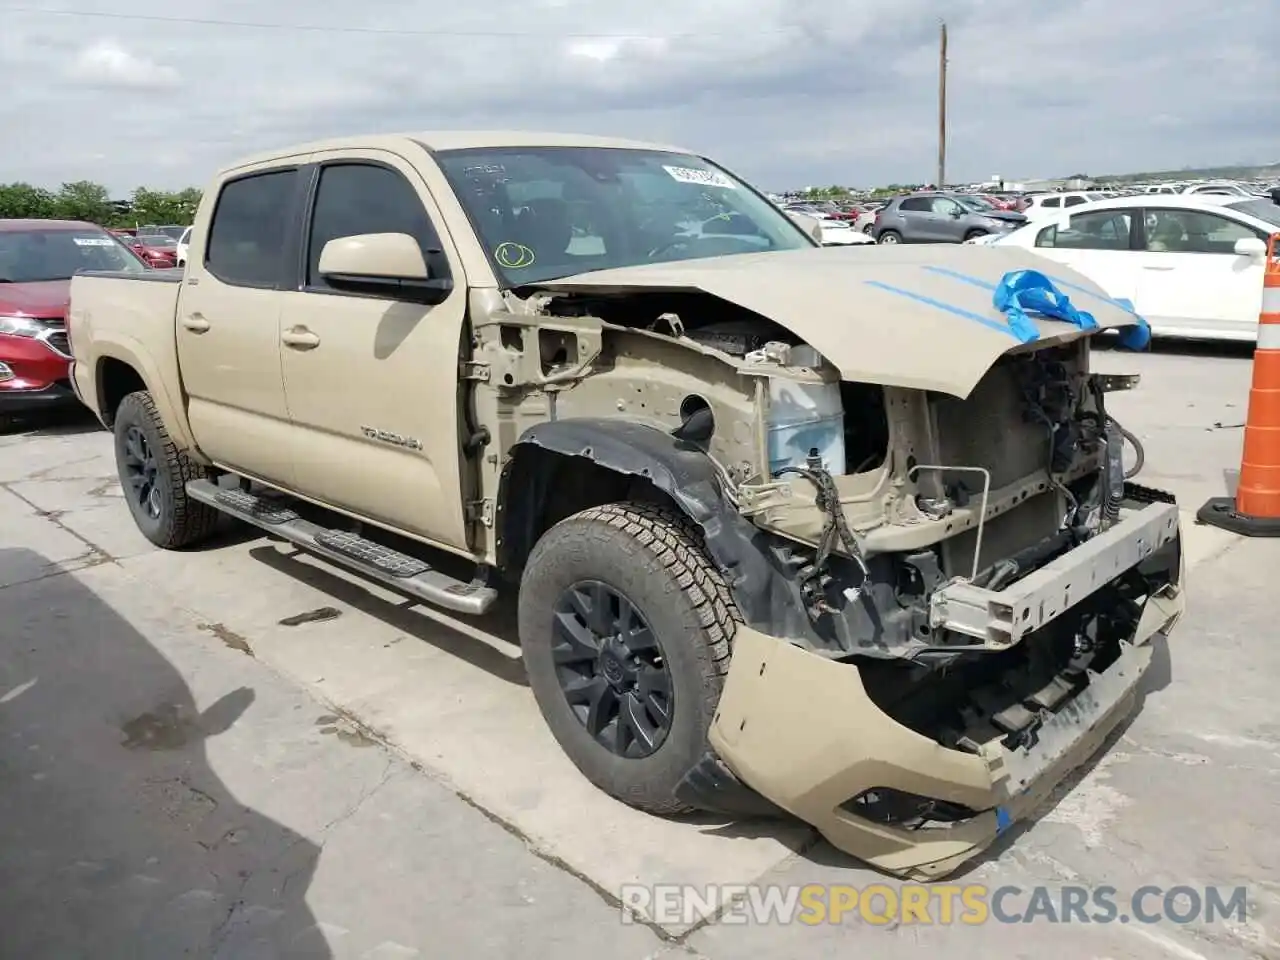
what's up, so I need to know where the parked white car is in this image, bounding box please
[175,226,192,267]
[1181,181,1259,199]
[1021,191,1108,221]
[986,195,1280,342]
[815,217,874,246]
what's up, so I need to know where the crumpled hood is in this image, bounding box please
[532,244,1142,398]
[0,280,70,319]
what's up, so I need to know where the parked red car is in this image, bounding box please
[124,233,179,268]
[0,219,149,425]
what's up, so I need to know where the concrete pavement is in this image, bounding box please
[1,341,1277,958]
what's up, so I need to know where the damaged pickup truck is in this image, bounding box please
[66,132,1183,879]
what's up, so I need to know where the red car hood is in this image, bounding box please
[0,280,70,320]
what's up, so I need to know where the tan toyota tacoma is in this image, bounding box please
[66,132,1184,879]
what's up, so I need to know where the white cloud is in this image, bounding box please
[66,38,180,90]
[1,0,1276,194]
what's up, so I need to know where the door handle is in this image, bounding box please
[181,315,210,333]
[281,327,321,349]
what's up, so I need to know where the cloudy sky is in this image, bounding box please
[1,0,1277,194]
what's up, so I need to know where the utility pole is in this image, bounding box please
[937,19,948,189]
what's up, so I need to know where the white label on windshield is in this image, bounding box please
[73,237,115,246]
[663,165,737,189]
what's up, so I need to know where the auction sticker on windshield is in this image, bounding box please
[663,165,737,189]
[72,237,116,246]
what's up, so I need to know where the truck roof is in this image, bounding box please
[219,130,696,177]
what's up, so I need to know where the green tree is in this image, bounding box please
[129,186,202,227]
[52,180,115,225]
[0,182,58,218]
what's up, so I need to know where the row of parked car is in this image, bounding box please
[784,187,1280,343]
[0,217,194,427]
[107,224,193,269]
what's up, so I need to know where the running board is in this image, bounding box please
[185,480,497,615]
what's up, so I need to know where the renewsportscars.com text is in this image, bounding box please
[620,883,1249,927]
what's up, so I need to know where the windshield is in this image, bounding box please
[434,146,815,285]
[137,235,177,248]
[1227,200,1280,229]
[956,195,997,212]
[0,228,146,283]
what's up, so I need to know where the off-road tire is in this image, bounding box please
[113,390,219,549]
[518,501,741,815]
[964,229,988,242]
[877,229,901,244]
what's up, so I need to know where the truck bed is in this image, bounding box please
[67,268,188,433]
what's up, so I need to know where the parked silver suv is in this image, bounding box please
[872,193,1028,244]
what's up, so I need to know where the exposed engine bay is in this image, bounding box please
[492,285,1178,758]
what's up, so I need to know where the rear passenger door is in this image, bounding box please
[895,196,935,241]
[178,164,309,487]
[277,151,472,551]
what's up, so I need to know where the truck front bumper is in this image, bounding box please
[707,503,1185,880]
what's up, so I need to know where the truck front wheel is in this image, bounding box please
[518,501,741,815]
[113,391,219,549]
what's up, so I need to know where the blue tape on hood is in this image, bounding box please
[993,269,1098,344]
[1110,297,1152,351]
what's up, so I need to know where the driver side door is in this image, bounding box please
[930,197,967,242]
[276,152,473,551]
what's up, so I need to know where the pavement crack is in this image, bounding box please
[318,758,396,839]
[0,480,117,565]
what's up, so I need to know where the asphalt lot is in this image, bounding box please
[1,341,1278,959]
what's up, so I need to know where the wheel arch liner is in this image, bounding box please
[497,417,780,625]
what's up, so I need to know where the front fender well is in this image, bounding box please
[497,417,782,625]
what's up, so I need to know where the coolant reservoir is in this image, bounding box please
[767,376,846,477]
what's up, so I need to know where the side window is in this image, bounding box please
[305,163,446,290]
[1045,210,1134,250]
[205,169,299,287]
[1146,210,1261,254]
[898,197,930,212]
[1042,196,1061,209]
[1064,195,1087,207]
[930,198,962,216]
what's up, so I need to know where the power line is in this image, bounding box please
[0,5,798,40]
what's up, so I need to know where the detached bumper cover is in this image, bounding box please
[708,512,1184,880]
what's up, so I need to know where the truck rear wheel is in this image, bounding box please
[517,501,740,815]
[113,391,219,549]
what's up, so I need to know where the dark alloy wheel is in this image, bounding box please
[121,423,163,521]
[112,390,219,549]
[519,501,741,814]
[552,579,674,759]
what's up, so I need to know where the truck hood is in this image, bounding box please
[0,280,70,319]
[531,244,1141,398]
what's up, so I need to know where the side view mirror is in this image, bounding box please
[786,212,825,245]
[1234,236,1267,258]
[950,209,964,218]
[318,232,452,303]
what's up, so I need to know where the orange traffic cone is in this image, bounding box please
[1198,232,1280,535]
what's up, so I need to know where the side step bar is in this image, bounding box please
[186,479,498,616]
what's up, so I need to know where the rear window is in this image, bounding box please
[205,168,299,287]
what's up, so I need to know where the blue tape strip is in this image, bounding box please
[863,279,1020,338]
[922,264,998,291]
[996,806,1013,835]
[1045,274,1133,312]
